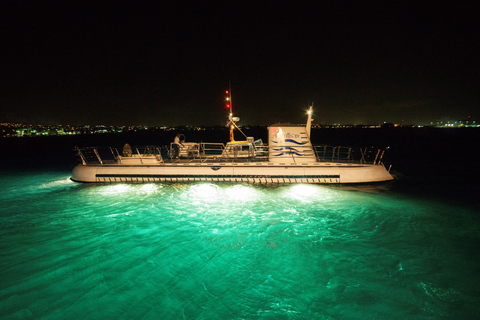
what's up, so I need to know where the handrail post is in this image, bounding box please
[109,147,117,161]
[136,148,143,164]
[360,147,366,164]
[76,147,87,165]
[114,148,121,163]
[378,149,386,164]
[313,146,319,161]
[93,148,103,165]
[373,149,381,165]
[156,147,163,162]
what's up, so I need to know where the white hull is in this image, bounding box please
[72,161,393,184]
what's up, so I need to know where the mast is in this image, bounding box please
[225,85,234,141]
[306,105,313,138]
[225,84,247,142]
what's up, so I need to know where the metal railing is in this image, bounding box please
[200,143,225,159]
[75,144,389,166]
[313,145,388,165]
[75,146,163,165]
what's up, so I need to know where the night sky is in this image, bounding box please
[1,1,478,126]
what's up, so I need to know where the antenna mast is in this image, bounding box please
[225,83,247,142]
[306,104,313,138]
[225,84,234,141]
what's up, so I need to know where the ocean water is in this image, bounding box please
[1,128,479,319]
[1,169,479,319]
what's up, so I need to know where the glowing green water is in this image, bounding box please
[0,171,478,319]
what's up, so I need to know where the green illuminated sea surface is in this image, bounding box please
[1,128,479,319]
[1,171,479,319]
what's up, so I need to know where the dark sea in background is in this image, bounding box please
[1,128,479,319]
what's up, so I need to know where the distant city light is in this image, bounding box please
[1,114,478,139]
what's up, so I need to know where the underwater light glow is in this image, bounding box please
[180,183,262,205]
[225,184,259,201]
[187,183,222,201]
[140,183,158,194]
[102,184,132,194]
[290,184,319,196]
[286,184,326,202]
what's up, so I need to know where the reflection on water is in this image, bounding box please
[0,171,479,319]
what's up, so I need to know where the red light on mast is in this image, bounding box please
[225,90,229,94]
[226,104,231,108]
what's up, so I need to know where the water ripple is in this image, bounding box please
[0,172,479,319]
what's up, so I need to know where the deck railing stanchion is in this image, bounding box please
[373,149,381,165]
[114,148,121,162]
[136,148,143,164]
[76,147,87,165]
[93,148,103,165]
[109,147,116,161]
